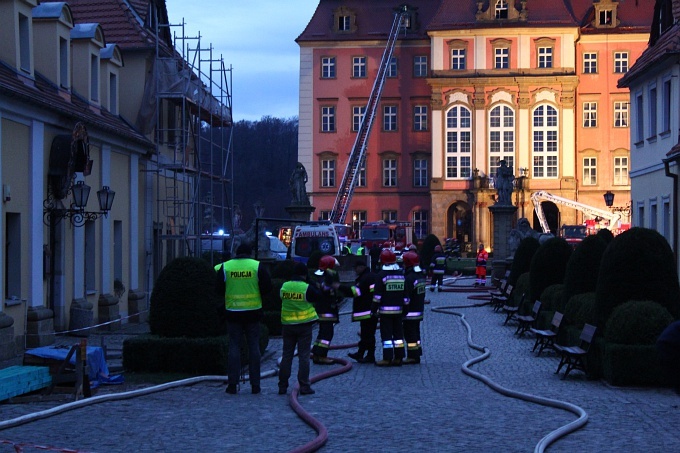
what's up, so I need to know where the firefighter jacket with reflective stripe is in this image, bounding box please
[430,252,447,275]
[404,267,426,320]
[476,250,488,267]
[373,268,406,315]
[351,267,376,321]
[313,271,342,322]
[222,258,262,311]
[280,280,319,325]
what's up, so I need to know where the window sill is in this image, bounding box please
[4,297,23,307]
[660,130,672,139]
[646,135,657,144]
[634,140,644,148]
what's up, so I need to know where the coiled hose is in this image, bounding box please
[431,303,588,453]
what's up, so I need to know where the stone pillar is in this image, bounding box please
[0,312,16,360]
[285,205,316,222]
[26,307,55,348]
[128,289,148,323]
[488,204,518,283]
[98,293,121,331]
[69,298,93,337]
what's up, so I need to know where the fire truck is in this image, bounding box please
[360,221,413,252]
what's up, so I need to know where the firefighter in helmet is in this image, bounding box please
[429,244,447,292]
[311,255,342,364]
[402,251,425,364]
[372,249,406,366]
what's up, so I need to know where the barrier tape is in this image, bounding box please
[0,438,85,452]
[24,310,150,337]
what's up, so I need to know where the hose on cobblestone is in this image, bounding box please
[432,304,588,453]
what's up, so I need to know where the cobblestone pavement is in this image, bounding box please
[0,282,678,452]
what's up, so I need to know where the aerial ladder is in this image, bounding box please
[329,7,409,224]
[530,190,621,234]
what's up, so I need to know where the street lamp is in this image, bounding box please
[44,180,115,227]
[603,191,631,215]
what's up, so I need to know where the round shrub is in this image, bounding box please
[513,272,531,307]
[508,237,540,287]
[605,300,674,345]
[150,257,226,338]
[540,283,565,313]
[596,227,680,329]
[529,237,572,303]
[564,292,597,329]
[562,234,608,309]
[596,228,614,245]
[420,234,442,270]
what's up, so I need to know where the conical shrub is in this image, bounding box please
[508,236,540,287]
[562,234,608,310]
[529,237,572,303]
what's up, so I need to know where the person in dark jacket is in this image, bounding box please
[429,245,446,292]
[311,255,342,364]
[347,259,378,363]
[373,249,406,366]
[403,251,426,364]
[215,243,272,395]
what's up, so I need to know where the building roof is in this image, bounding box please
[619,22,680,87]
[66,0,172,50]
[0,61,152,149]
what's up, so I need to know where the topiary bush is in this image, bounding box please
[540,283,565,313]
[562,234,608,309]
[596,228,614,245]
[595,227,680,330]
[420,234,442,271]
[604,300,674,346]
[513,272,531,307]
[149,256,226,338]
[508,237,540,287]
[564,292,597,329]
[529,237,572,304]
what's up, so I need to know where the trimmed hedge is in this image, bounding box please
[529,237,572,304]
[603,343,669,387]
[508,237,540,287]
[604,300,674,346]
[539,283,565,313]
[564,292,597,329]
[420,234,442,271]
[562,234,608,309]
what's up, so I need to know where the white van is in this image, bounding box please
[290,223,341,263]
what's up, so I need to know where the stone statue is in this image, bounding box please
[508,217,554,257]
[290,162,310,206]
[494,160,514,205]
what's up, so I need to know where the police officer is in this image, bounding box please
[311,255,342,364]
[278,262,322,396]
[347,259,378,363]
[429,245,446,292]
[215,243,272,394]
[373,249,406,367]
[403,251,426,364]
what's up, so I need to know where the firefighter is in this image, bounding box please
[475,243,489,286]
[372,249,406,366]
[429,244,446,292]
[402,251,425,364]
[311,255,342,365]
[347,259,378,363]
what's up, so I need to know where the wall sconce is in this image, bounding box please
[44,180,115,227]
[603,191,631,215]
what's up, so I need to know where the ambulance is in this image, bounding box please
[290,222,342,263]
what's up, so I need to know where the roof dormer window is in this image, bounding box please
[495,0,508,19]
[593,0,619,29]
[333,7,356,33]
[338,15,350,31]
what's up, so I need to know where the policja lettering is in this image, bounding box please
[282,291,304,300]
[230,270,253,278]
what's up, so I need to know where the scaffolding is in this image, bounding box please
[151,18,233,276]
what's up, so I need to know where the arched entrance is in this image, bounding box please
[532,201,560,234]
[447,201,472,244]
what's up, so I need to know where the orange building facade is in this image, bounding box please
[297,0,653,252]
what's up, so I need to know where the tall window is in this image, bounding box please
[614,52,628,73]
[85,221,96,291]
[413,56,428,77]
[414,105,428,131]
[383,105,397,131]
[614,156,629,185]
[663,79,672,132]
[387,57,398,78]
[649,86,657,137]
[532,104,558,178]
[353,106,366,132]
[489,105,515,177]
[538,47,552,68]
[90,54,99,102]
[413,211,428,239]
[614,101,628,127]
[352,211,366,234]
[353,56,366,78]
[495,47,509,69]
[583,157,597,185]
[383,158,397,187]
[635,93,644,143]
[451,48,466,70]
[321,158,335,187]
[109,73,118,115]
[583,52,597,73]
[356,161,366,187]
[59,37,69,88]
[583,102,597,128]
[446,106,472,179]
[338,15,351,31]
[413,158,428,187]
[321,57,336,78]
[5,213,20,300]
[382,211,398,223]
[19,14,30,72]
[319,211,331,221]
[321,106,336,132]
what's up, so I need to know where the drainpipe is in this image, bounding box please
[664,155,679,264]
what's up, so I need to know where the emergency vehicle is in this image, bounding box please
[360,221,413,252]
[290,222,342,263]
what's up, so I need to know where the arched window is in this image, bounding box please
[488,104,515,177]
[532,104,559,178]
[445,106,472,179]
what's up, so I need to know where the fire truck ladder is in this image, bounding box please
[329,7,408,224]
[530,190,621,234]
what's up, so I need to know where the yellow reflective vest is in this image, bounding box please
[222,258,262,311]
[280,280,318,325]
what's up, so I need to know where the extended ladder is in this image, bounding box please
[329,8,408,224]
